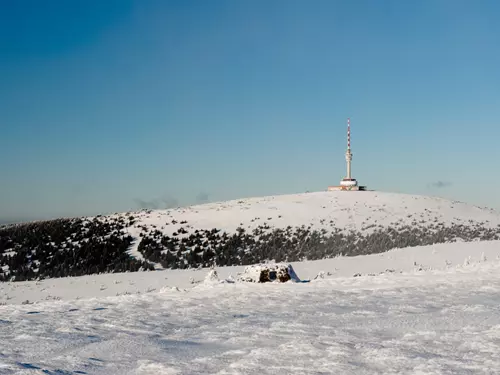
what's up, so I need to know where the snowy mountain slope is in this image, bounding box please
[2,190,500,281]
[1,241,500,374]
[124,190,500,238]
[122,191,500,268]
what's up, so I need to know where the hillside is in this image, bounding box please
[2,191,500,281]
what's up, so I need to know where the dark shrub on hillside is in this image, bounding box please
[136,222,500,270]
[0,218,153,281]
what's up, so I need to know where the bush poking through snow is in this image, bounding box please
[314,271,326,280]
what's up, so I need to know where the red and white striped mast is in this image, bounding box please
[345,118,353,180]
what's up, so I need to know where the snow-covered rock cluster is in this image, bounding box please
[237,263,301,283]
[197,263,302,285]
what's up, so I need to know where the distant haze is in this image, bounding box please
[0,218,32,225]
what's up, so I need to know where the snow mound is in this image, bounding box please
[237,263,301,283]
[204,269,220,284]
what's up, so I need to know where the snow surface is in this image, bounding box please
[2,241,500,373]
[3,192,500,373]
[2,240,500,306]
[121,191,500,242]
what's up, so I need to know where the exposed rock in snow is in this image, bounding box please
[237,263,301,283]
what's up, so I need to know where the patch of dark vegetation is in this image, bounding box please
[0,217,153,281]
[137,222,500,270]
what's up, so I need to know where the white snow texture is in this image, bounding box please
[2,191,500,374]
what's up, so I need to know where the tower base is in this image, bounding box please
[328,177,366,191]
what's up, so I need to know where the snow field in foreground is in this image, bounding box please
[1,257,500,374]
[1,241,500,373]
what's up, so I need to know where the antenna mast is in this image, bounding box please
[345,118,353,180]
[327,116,366,191]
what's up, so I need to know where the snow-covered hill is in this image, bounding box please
[126,190,500,237]
[2,191,500,281]
[102,191,500,269]
[1,240,500,374]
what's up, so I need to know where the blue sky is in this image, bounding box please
[1,0,500,221]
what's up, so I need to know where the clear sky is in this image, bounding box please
[1,0,500,222]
